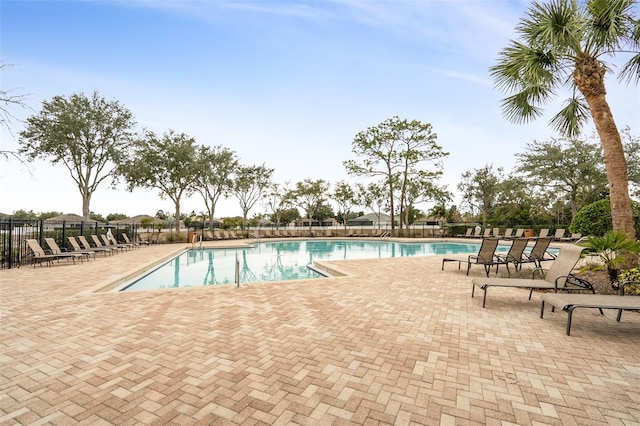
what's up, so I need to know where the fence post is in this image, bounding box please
[7,218,13,269]
[61,220,67,250]
[38,219,44,247]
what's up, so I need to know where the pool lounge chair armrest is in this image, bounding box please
[472,254,491,263]
[565,274,593,291]
[554,274,594,292]
[619,280,640,295]
[531,267,548,279]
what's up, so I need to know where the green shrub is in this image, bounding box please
[579,230,640,288]
[618,268,640,295]
[569,199,640,238]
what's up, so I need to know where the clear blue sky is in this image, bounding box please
[1,0,638,218]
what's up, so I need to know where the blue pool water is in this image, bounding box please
[121,240,512,291]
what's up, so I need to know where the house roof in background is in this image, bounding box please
[111,214,160,224]
[349,213,392,222]
[44,213,103,223]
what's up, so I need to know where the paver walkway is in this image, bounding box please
[1,240,639,425]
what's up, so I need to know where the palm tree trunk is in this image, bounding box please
[584,94,634,237]
[575,59,635,238]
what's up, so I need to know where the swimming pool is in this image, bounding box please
[121,240,512,291]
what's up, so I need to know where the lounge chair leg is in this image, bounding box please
[540,300,545,318]
[590,288,605,315]
[482,288,488,308]
[616,309,623,322]
[566,307,574,335]
[471,284,475,298]
[528,288,534,300]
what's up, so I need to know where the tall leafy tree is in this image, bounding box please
[119,130,199,232]
[429,203,461,224]
[290,178,330,231]
[0,65,25,118]
[490,0,639,237]
[402,178,451,229]
[263,182,293,228]
[356,181,387,222]
[277,207,301,226]
[106,213,128,222]
[516,136,608,216]
[621,126,640,197]
[458,164,505,227]
[1,62,29,161]
[311,203,335,222]
[194,145,239,231]
[332,181,358,226]
[232,164,274,230]
[10,209,40,220]
[344,116,448,235]
[493,174,538,226]
[19,91,136,219]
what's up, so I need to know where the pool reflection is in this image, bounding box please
[123,239,500,291]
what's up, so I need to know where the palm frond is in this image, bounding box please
[501,89,547,124]
[587,0,636,52]
[490,41,561,93]
[548,96,590,137]
[619,52,640,84]
[492,0,638,132]
[518,0,583,50]
[630,16,640,48]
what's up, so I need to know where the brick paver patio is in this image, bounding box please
[1,240,639,425]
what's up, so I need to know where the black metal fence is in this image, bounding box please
[0,219,139,269]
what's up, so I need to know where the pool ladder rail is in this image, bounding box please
[190,233,203,249]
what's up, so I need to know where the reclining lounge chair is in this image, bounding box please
[93,234,125,253]
[540,280,640,335]
[458,228,473,238]
[470,227,483,238]
[45,237,94,261]
[471,244,594,308]
[442,238,501,277]
[552,229,566,241]
[77,235,116,255]
[512,228,525,239]
[560,233,582,242]
[69,236,111,257]
[103,234,134,251]
[520,237,555,268]
[122,232,145,248]
[494,238,529,272]
[25,239,79,267]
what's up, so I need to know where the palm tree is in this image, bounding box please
[490,0,639,237]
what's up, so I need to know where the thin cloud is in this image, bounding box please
[119,0,343,24]
[430,67,493,86]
